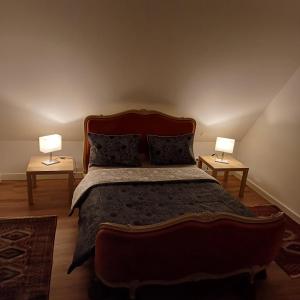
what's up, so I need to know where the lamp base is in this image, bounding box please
[215,158,229,164]
[41,159,60,166]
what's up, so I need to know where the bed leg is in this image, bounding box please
[238,274,257,300]
[128,284,137,300]
[89,276,110,300]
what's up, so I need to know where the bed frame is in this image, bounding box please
[83,110,285,299]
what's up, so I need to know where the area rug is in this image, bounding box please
[249,205,300,278]
[0,215,57,300]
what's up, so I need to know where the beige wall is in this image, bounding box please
[1,0,300,141]
[237,67,300,216]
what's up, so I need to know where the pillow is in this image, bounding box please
[147,133,196,165]
[88,133,141,167]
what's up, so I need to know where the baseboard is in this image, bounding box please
[0,171,84,181]
[234,173,300,224]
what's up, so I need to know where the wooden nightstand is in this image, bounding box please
[26,156,75,205]
[198,155,249,198]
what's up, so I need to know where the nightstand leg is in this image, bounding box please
[224,171,229,182]
[68,173,74,203]
[26,172,34,205]
[212,170,217,178]
[198,159,203,169]
[239,169,249,198]
[32,174,37,188]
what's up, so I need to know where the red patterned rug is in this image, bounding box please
[248,205,300,278]
[0,216,57,300]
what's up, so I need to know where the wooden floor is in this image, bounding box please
[0,175,299,300]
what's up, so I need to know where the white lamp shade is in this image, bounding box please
[39,134,62,153]
[215,137,235,154]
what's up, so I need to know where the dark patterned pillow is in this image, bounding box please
[88,133,141,167]
[147,133,196,165]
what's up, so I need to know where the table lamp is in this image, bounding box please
[39,134,62,165]
[215,137,235,164]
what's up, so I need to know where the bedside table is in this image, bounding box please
[26,156,75,205]
[198,155,249,198]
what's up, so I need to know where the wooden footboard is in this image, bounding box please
[94,212,285,298]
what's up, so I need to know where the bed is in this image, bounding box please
[69,109,284,299]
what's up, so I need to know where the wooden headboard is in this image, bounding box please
[83,109,196,173]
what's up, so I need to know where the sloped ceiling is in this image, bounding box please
[0,0,300,141]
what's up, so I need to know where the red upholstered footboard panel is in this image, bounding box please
[94,213,285,289]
